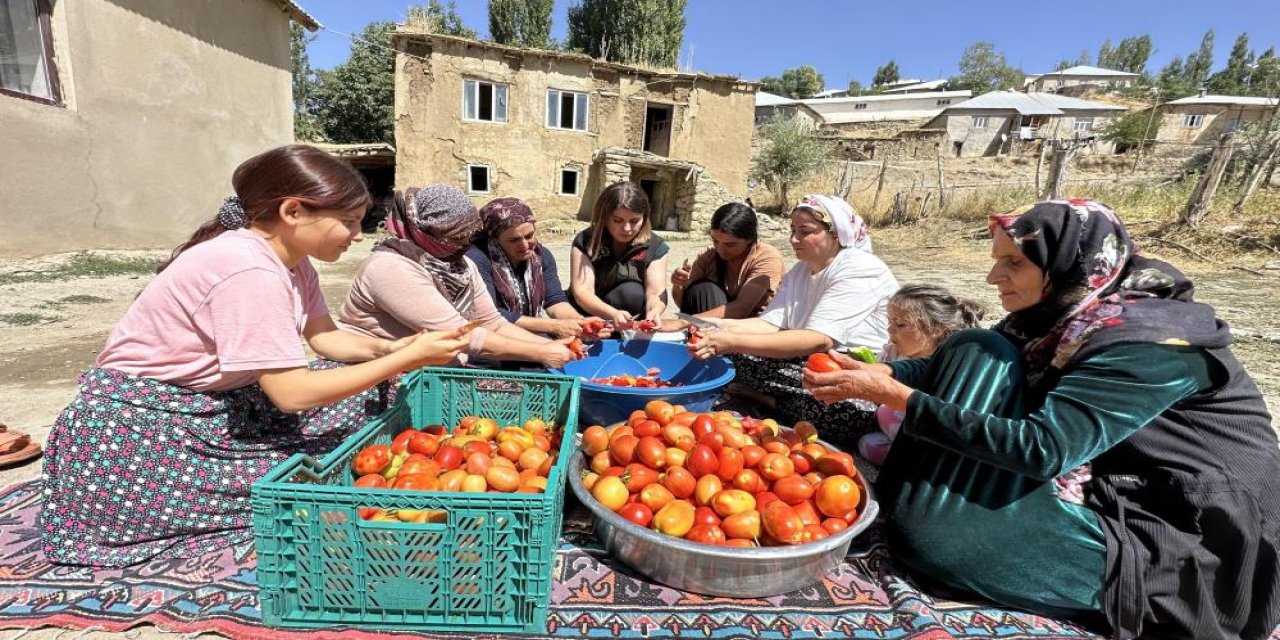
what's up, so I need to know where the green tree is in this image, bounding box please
[1208,32,1253,95]
[1111,35,1153,74]
[407,0,477,38]
[760,65,825,99]
[1096,40,1115,69]
[1250,48,1280,94]
[1184,29,1215,89]
[488,0,553,48]
[751,118,831,211]
[846,79,864,95]
[949,42,1023,94]
[566,0,687,67]
[1157,55,1197,99]
[290,22,324,141]
[1096,109,1161,151]
[872,60,899,87]
[312,22,397,143]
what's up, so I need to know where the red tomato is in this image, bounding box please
[398,458,441,479]
[353,473,388,488]
[618,502,654,528]
[805,353,843,373]
[815,451,858,478]
[758,452,796,482]
[407,432,441,457]
[792,500,823,527]
[760,501,806,545]
[662,466,696,499]
[740,444,767,469]
[644,400,676,426]
[391,429,418,455]
[753,491,781,508]
[803,523,830,542]
[622,462,660,493]
[392,473,439,491]
[686,444,720,478]
[690,415,716,439]
[433,444,464,470]
[635,436,668,470]
[732,468,768,494]
[633,419,663,438]
[592,476,630,512]
[610,435,639,466]
[685,523,727,546]
[639,483,675,513]
[715,447,744,483]
[815,475,862,518]
[772,475,815,505]
[693,505,722,527]
[711,489,757,518]
[721,509,762,540]
[352,445,393,476]
[788,450,814,475]
[821,517,850,534]
[652,500,696,538]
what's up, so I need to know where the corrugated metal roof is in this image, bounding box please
[755,91,795,106]
[881,79,947,93]
[1029,65,1138,78]
[1165,95,1278,107]
[945,91,1126,115]
[819,109,945,124]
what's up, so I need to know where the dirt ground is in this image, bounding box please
[1,225,1278,639]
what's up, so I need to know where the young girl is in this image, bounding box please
[569,182,670,324]
[40,145,470,567]
[857,284,983,465]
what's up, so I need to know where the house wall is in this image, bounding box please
[1155,104,1276,146]
[395,36,755,224]
[0,0,295,256]
[939,113,1015,157]
[804,94,958,123]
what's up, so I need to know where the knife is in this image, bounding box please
[675,312,720,331]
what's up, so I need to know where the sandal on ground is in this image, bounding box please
[0,423,42,468]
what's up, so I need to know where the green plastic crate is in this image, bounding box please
[251,367,581,634]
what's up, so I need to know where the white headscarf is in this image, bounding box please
[794,195,872,253]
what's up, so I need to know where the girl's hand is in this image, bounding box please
[687,331,730,360]
[607,309,633,327]
[403,328,470,368]
[671,258,692,288]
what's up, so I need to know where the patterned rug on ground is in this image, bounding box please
[0,478,1231,640]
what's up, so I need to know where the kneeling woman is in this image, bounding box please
[569,182,670,324]
[40,146,469,567]
[689,195,898,444]
[338,185,574,370]
[804,200,1280,639]
[670,202,785,320]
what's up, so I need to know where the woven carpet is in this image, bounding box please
[0,479,1231,640]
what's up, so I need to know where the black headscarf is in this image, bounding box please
[990,199,1230,389]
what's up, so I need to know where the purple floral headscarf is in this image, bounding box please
[479,198,546,317]
[380,184,481,314]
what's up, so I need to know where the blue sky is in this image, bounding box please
[302,0,1279,88]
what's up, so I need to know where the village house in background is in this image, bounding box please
[800,90,973,137]
[921,91,1128,157]
[0,0,315,256]
[754,91,821,127]
[880,79,949,94]
[390,31,757,233]
[1152,94,1280,147]
[1021,65,1140,95]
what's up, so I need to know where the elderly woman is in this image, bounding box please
[689,195,898,444]
[570,182,670,324]
[466,197,605,339]
[803,199,1280,639]
[670,202,785,319]
[338,185,575,369]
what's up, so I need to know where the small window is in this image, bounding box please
[1183,113,1205,128]
[547,88,589,131]
[853,103,868,110]
[0,0,62,104]
[467,165,491,194]
[972,116,989,129]
[936,99,951,106]
[462,79,508,123]
[1074,117,1094,132]
[558,168,581,196]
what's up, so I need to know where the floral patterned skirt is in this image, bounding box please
[728,354,876,449]
[40,364,391,567]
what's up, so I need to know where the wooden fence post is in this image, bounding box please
[1182,132,1235,227]
[870,155,889,215]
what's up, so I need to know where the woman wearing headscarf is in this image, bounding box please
[803,199,1280,640]
[338,185,576,369]
[466,197,607,339]
[689,195,898,445]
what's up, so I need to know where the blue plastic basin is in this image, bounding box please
[556,339,735,427]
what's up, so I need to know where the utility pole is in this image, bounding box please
[1132,86,1161,173]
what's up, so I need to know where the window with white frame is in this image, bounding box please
[936,99,951,106]
[1183,113,1205,128]
[467,165,491,193]
[558,168,581,196]
[462,79,508,123]
[853,103,867,110]
[0,0,61,104]
[1074,117,1095,133]
[972,116,989,129]
[547,89,589,131]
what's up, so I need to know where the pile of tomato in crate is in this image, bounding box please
[349,415,564,523]
[578,400,864,547]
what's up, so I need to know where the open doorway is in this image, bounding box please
[643,104,672,156]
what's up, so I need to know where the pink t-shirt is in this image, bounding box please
[96,230,329,392]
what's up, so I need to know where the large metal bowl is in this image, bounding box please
[566,449,879,597]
